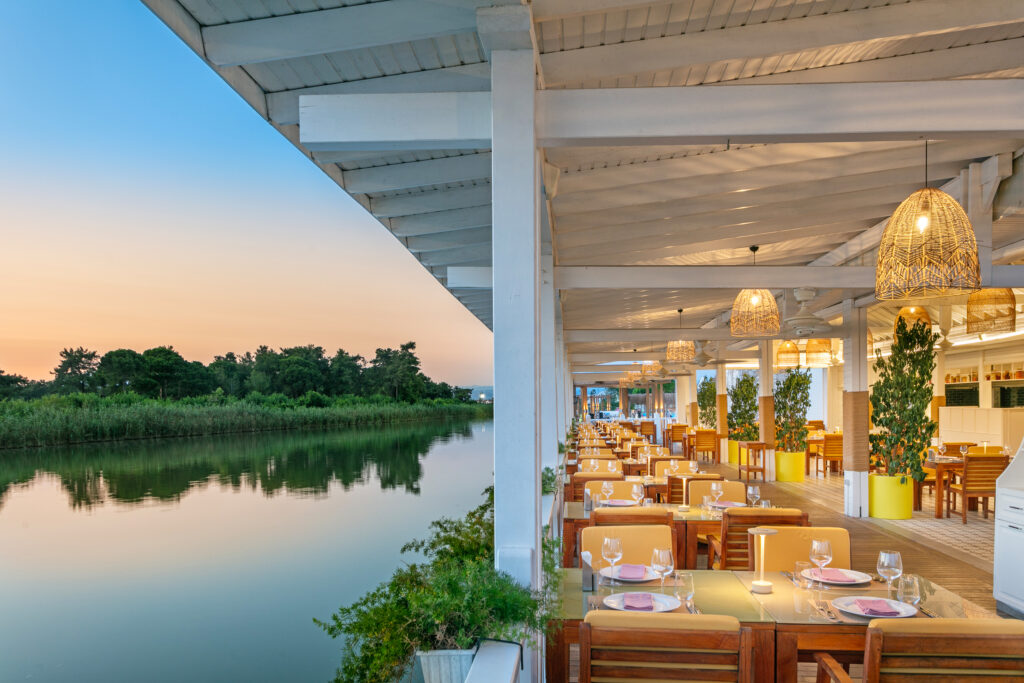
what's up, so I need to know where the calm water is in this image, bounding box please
[0,419,494,682]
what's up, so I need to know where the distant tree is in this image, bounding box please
[246,346,280,395]
[52,347,99,394]
[452,386,472,403]
[328,349,364,396]
[208,352,251,397]
[364,342,424,401]
[140,347,193,399]
[95,349,147,394]
[0,369,29,399]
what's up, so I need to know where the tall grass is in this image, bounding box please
[0,392,492,449]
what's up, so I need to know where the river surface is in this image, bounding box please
[0,419,494,682]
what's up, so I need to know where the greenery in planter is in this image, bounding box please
[727,372,759,441]
[541,466,557,495]
[774,368,812,452]
[697,377,717,429]
[316,487,562,683]
[869,317,938,483]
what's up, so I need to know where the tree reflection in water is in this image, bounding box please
[0,419,478,509]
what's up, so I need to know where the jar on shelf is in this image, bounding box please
[971,370,979,382]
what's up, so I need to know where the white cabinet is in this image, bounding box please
[938,406,1024,449]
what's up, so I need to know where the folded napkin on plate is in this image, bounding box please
[606,499,634,507]
[618,564,647,580]
[810,568,857,583]
[855,598,900,616]
[622,592,654,611]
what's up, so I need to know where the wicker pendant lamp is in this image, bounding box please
[875,141,979,300]
[666,308,696,363]
[967,288,1016,335]
[776,340,800,368]
[805,339,833,367]
[731,246,781,337]
[894,306,932,334]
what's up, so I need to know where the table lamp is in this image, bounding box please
[748,526,779,594]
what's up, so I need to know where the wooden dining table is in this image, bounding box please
[925,456,967,519]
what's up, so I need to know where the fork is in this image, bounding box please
[814,599,838,622]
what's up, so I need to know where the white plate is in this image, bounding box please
[709,501,746,509]
[603,499,638,507]
[599,565,659,582]
[800,568,873,585]
[831,596,917,619]
[603,592,682,613]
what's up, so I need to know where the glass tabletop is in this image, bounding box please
[564,501,721,521]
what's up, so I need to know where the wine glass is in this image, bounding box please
[760,499,771,508]
[809,539,833,590]
[631,483,644,506]
[938,443,947,457]
[877,550,904,596]
[588,460,599,472]
[702,495,713,513]
[689,461,699,474]
[960,445,969,458]
[607,460,617,473]
[668,459,679,475]
[710,481,724,504]
[673,571,695,611]
[897,574,921,606]
[747,485,761,507]
[602,537,623,585]
[651,547,674,589]
[601,480,614,505]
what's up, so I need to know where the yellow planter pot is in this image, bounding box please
[775,451,805,482]
[868,474,914,520]
[728,440,740,464]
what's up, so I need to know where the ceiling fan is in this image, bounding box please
[782,287,833,338]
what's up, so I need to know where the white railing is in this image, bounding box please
[464,641,521,683]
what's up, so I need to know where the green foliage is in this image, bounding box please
[541,466,557,495]
[774,368,812,452]
[727,372,759,441]
[316,488,561,683]
[697,377,717,429]
[869,317,938,483]
[51,347,100,394]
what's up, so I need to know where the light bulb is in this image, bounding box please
[750,294,761,306]
[916,212,930,233]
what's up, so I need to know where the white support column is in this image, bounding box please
[842,299,870,517]
[687,373,699,427]
[716,364,728,461]
[491,48,540,589]
[540,249,557,472]
[759,341,777,481]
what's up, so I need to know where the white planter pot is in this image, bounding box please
[415,649,475,683]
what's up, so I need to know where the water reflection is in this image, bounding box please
[0,419,475,509]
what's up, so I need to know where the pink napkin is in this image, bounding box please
[606,499,634,507]
[855,598,900,616]
[618,564,646,580]
[622,592,654,611]
[711,500,744,508]
[810,568,857,583]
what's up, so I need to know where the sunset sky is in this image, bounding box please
[0,3,493,386]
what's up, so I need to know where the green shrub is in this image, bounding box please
[727,372,759,441]
[774,368,812,452]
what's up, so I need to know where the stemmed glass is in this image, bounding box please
[938,443,947,457]
[588,460,599,472]
[601,480,614,505]
[877,550,904,597]
[960,445,969,458]
[668,459,679,475]
[602,537,623,585]
[897,574,921,606]
[631,483,644,506]
[689,461,699,474]
[674,571,695,611]
[809,539,833,590]
[651,547,674,590]
[747,485,761,507]
[711,481,724,505]
[607,460,618,473]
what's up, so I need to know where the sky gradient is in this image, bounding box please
[0,3,493,386]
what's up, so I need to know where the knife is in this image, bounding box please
[686,600,702,615]
[918,605,937,618]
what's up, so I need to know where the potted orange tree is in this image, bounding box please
[774,367,811,482]
[727,372,759,465]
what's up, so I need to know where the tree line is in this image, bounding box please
[0,342,473,403]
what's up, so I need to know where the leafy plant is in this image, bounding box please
[697,377,717,429]
[316,488,562,683]
[541,466,558,495]
[774,368,812,452]
[869,317,938,483]
[727,372,759,441]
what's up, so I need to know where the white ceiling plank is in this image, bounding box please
[565,328,797,343]
[405,226,491,251]
[203,0,482,66]
[534,0,677,21]
[537,81,1024,146]
[344,153,491,193]
[268,63,491,125]
[390,205,492,236]
[371,185,491,217]
[446,266,493,288]
[570,352,669,362]
[555,265,876,289]
[540,0,1024,85]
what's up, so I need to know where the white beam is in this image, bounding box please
[418,244,492,266]
[537,81,1024,146]
[533,0,675,21]
[539,0,1024,85]
[370,185,490,218]
[390,206,491,237]
[300,92,491,151]
[344,153,492,194]
[555,266,875,289]
[564,328,842,343]
[203,0,481,66]
[406,226,491,252]
[447,266,493,289]
[570,352,666,362]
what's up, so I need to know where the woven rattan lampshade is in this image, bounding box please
[666,339,695,363]
[875,187,979,300]
[731,289,780,337]
[805,339,832,367]
[894,306,932,334]
[967,288,1016,335]
[776,340,800,368]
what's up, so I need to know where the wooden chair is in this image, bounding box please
[639,420,657,443]
[667,423,689,453]
[806,420,825,431]
[666,473,723,504]
[590,507,673,527]
[578,458,623,475]
[816,433,844,477]
[580,524,674,570]
[749,526,851,572]
[651,456,690,477]
[708,507,808,570]
[946,453,1010,523]
[584,480,644,504]
[688,479,745,507]
[968,445,1006,455]
[815,618,1024,683]
[693,428,719,462]
[738,442,766,483]
[570,472,624,502]
[579,612,753,683]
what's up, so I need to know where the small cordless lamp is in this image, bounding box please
[748,527,779,594]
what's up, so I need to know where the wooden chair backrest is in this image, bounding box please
[822,433,843,457]
[590,507,673,527]
[666,473,722,504]
[862,619,1024,683]
[585,480,644,503]
[717,508,808,570]
[649,454,686,476]
[670,424,689,440]
[576,448,617,459]
[689,479,745,507]
[579,458,623,474]
[751,526,851,572]
[572,472,624,502]
[580,524,673,568]
[694,429,718,451]
[967,445,1005,455]
[579,612,752,683]
[806,420,825,431]
[639,420,657,438]
[962,454,1009,491]
[634,445,669,460]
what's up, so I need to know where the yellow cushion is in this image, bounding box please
[688,480,746,506]
[967,446,1005,455]
[580,524,673,568]
[870,618,1024,635]
[574,472,625,482]
[591,507,673,525]
[584,611,739,632]
[654,460,690,477]
[755,526,851,572]
[585,480,645,502]
[579,458,623,474]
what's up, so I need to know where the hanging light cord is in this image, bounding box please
[924,139,929,189]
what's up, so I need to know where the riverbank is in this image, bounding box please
[0,393,492,449]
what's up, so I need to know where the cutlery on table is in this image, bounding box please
[918,605,937,618]
[813,600,838,622]
[781,570,796,585]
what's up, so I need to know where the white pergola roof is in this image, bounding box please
[145,0,1024,379]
